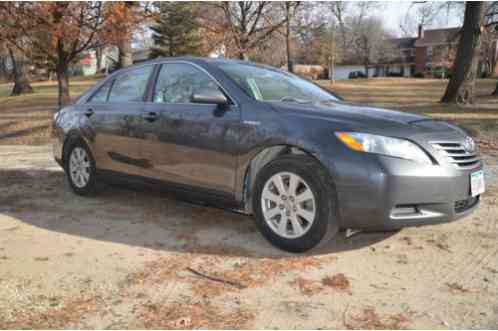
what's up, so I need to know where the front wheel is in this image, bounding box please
[252,155,339,253]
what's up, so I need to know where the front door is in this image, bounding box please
[83,65,154,176]
[140,63,240,198]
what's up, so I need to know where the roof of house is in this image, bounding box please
[389,37,417,49]
[415,27,461,47]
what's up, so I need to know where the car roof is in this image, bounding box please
[117,56,285,74]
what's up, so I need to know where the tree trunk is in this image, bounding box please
[56,62,71,108]
[8,47,33,96]
[96,46,103,73]
[493,80,498,96]
[285,3,293,73]
[441,2,484,104]
[0,56,7,82]
[118,37,133,68]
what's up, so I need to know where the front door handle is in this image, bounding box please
[84,108,94,117]
[142,112,159,122]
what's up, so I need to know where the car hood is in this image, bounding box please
[269,101,467,140]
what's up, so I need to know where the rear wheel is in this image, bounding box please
[252,155,338,253]
[65,141,97,196]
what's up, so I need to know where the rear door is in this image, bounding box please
[83,65,154,176]
[140,62,240,198]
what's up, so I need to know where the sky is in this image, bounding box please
[380,1,463,37]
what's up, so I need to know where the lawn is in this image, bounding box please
[318,78,498,150]
[0,77,100,145]
[0,76,497,146]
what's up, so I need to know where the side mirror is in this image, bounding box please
[191,88,228,105]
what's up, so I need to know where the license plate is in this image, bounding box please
[470,170,485,197]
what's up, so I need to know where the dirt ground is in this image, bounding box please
[0,145,497,329]
[1,77,498,328]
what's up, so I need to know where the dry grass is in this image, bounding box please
[125,252,330,292]
[130,299,255,329]
[0,295,101,329]
[1,76,497,146]
[322,273,351,291]
[343,307,409,330]
[288,277,323,296]
[318,77,498,147]
[0,77,100,145]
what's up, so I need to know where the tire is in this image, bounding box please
[252,155,339,253]
[64,140,97,196]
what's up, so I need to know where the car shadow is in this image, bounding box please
[0,169,397,259]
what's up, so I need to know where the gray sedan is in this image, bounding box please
[53,57,484,252]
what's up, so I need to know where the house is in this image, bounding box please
[413,26,460,75]
[370,25,498,78]
[372,37,417,77]
[371,26,459,78]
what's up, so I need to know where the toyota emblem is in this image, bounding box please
[463,136,476,153]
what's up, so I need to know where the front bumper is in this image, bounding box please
[333,154,482,231]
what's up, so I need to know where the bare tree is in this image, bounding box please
[399,2,438,37]
[0,2,107,107]
[213,2,289,60]
[351,16,390,77]
[441,2,485,104]
[484,1,498,95]
[7,46,33,95]
[325,2,350,50]
[0,8,33,95]
[282,2,301,72]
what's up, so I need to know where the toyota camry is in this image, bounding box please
[53,57,484,252]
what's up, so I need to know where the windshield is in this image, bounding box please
[215,62,339,103]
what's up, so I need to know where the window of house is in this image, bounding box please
[108,66,154,103]
[427,46,433,57]
[153,63,221,104]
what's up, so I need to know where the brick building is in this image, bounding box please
[376,25,498,78]
[413,26,459,75]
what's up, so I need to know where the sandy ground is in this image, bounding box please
[0,145,498,329]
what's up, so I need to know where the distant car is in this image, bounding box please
[348,71,367,79]
[53,57,484,252]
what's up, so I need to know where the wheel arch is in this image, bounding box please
[239,144,333,214]
[61,131,93,167]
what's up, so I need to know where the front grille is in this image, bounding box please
[431,141,481,169]
[455,196,479,213]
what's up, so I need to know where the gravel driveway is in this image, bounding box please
[0,145,497,329]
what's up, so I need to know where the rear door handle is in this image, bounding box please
[84,108,94,117]
[142,112,159,122]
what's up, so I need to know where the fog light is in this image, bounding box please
[391,205,418,218]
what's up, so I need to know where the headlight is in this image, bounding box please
[335,132,432,164]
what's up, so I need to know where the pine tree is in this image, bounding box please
[149,2,202,58]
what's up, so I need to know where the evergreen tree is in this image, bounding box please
[149,2,202,58]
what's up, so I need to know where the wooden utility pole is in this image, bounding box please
[329,28,336,84]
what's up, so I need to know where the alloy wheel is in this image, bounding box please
[69,147,91,188]
[261,172,316,239]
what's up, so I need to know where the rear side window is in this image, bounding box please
[153,63,220,104]
[89,81,112,103]
[108,66,153,102]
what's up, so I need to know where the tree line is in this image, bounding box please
[0,1,497,108]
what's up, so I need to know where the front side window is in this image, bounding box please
[108,66,153,102]
[89,81,112,103]
[153,63,220,104]
[215,63,338,103]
